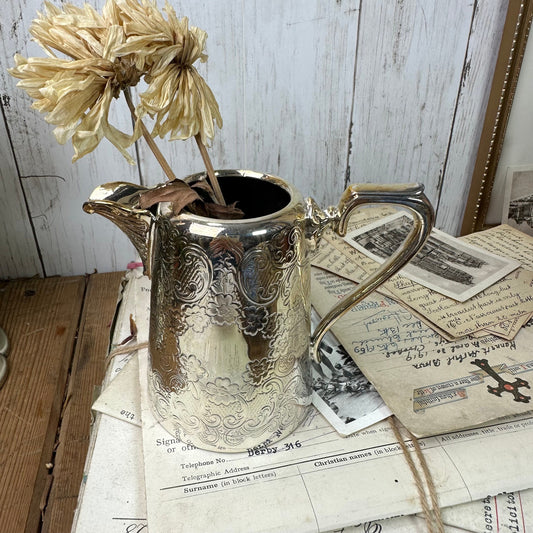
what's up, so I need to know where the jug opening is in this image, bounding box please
[193,174,291,219]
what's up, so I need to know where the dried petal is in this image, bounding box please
[203,202,244,220]
[114,3,222,144]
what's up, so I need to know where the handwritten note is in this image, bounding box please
[461,223,533,269]
[315,223,533,339]
[311,267,533,436]
[311,243,366,284]
[386,267,533,337]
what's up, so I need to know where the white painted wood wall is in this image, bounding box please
[0,0,508,279]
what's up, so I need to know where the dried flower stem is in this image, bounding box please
[123,88,177,182]
[194,134,226,206]
[124,89,226,206]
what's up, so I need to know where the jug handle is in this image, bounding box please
[310,183,434,363]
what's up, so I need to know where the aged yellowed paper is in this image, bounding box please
[311,267,533,436]
[75,271,533,533]
[314,222,533,339]
[134,272,533,532]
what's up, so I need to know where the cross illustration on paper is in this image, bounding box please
[471,358,531,403]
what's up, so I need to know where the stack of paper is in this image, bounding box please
[310,209,533,439]
[72,268,533,533]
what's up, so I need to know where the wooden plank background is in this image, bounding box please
[42,272,124,533]
[0,276,86,532]
[0,272,124,532]
[0,0,508,278]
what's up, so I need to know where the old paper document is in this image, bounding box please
[311,267,533,436]
[73,270,147,533]
[132,274,533,532]
[461,223,533,269]
[75,409,533,533]
[74,271,533,533]
[345,490,533,532]
[92,353,141,426]
[314,223,533,339]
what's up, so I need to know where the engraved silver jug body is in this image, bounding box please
[84,170,434,452]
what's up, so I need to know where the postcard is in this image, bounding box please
[344,212,520,302]
[501,165,533,237]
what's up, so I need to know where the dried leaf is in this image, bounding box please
[191,179,215,196]
[119,313,138,345]
[203,201,244,220]
[184,199,244,219]
[129,313,138,337]
[138,180,201,214]
[139,179,244,219]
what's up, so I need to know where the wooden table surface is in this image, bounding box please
[0,272,125,533]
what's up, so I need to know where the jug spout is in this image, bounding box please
[83,182,154,276]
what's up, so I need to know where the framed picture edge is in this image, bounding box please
[461,0,533,235]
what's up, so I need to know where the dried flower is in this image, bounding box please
[9,0,222,160]
[9,1,143,163]
[115,1,223,145]
[9,0,230,215]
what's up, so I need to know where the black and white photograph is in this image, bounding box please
[345,212,520,302]
[502,166,533,237]
[311,310,391,436]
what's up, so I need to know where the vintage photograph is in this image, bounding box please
[310,310,391,436]
[345,212,520,302]
[502,166,533,237]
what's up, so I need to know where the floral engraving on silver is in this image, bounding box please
[147,209,311,451]
[84,170,434,452]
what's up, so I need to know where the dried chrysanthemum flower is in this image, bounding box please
[114,1,223,145]
[9,0,230,212]
[8,0,143,163]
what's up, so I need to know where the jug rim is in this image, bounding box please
[160,169,303,225]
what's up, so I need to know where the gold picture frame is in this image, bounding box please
[461,0,533,235]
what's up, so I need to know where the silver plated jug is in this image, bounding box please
[84,170,433,452]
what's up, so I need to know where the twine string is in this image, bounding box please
[388,416,444,533]
[105,340,148,369]
[409,425,444,530]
